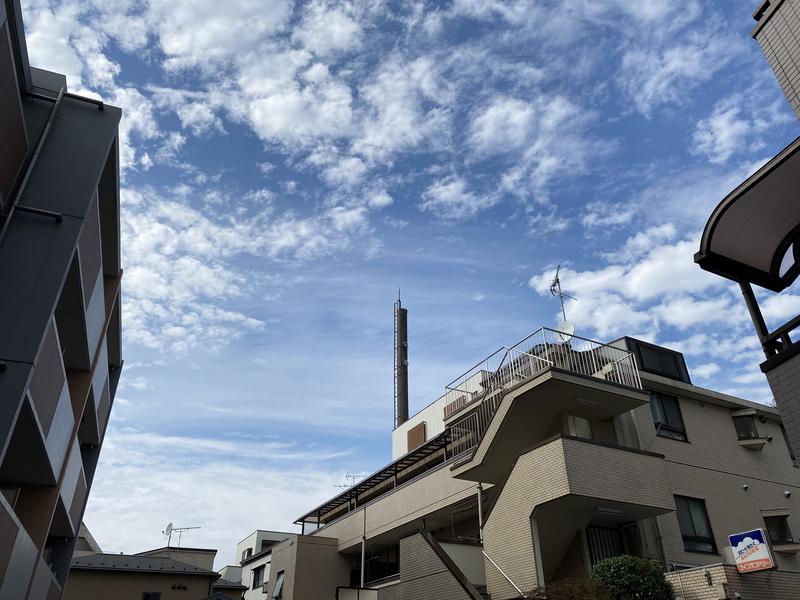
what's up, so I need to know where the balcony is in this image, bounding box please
[444,328,647,483]
[482,436,673,592]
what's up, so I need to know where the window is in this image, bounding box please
[567,415,592,439]
[650,393,687,441]
[241,547,252,562]
[781,424,797,464]
[252,564,265,589]
[142,594,161,600]
[765,515,794,544]
[675,496,716,554]
[733,415,760,441]
[273,571,285,599]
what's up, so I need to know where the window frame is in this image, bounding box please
[765,515,794,545]
[650,392,688,441]
[780,424,797,465]
[732,414,761,441]
[141,594,161,600]
[252,564,265,590]
[273,570,285,599]
[674,495,717,554]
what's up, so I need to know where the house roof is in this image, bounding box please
[213,577,247,590]
[70,554,219,577]
[135,546,218,555]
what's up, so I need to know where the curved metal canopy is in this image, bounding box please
[695,136,800,292]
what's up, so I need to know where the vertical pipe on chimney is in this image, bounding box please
[394,298,409,428]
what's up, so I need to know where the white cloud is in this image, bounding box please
[693,94,793,165]
[581,201,637,231]
[693,362,721,380]
[420,176,496,220]
[147,0,292,71]
[294,0,363,57]
[618,33,742,117]
[470,96,536,155]
[84,427,349,567]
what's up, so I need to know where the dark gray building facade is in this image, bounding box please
[0,0,122,598]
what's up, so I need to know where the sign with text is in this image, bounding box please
[728,529,775,573]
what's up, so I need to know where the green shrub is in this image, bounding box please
[591,555,674,600]
[523,577,613,599]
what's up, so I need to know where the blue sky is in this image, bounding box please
[21,0,800,567]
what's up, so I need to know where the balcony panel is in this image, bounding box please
[29,557,61,600]
[78,192,102,310]
[0,396,55,486]
[0,496,37,600]
[83,267,105,360]
[452,371,649,484]
[54,257,91,371]
[58,439,83,535]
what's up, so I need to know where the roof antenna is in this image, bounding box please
[549,265,576,343]
[162,523,201,547]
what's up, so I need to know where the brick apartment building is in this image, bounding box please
[234,329,800,600]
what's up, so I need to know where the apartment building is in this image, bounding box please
[215,530,294,600]
[252,328,800,600]
[695,2,800,472]
[0,0,122,598]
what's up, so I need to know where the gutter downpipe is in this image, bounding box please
[477,483,484,543]
[360,508,366,588]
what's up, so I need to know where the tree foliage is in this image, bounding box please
[591,555,674,600]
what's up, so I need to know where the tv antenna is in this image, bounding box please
[334,473,369,489]
[163,522,201,547]
[549,265,577,343]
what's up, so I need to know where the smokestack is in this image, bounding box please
[394,297,409,428]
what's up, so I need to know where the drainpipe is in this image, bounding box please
[477,484,484,543]
[360,508,366,588]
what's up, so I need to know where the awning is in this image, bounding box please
[695,136,800,292]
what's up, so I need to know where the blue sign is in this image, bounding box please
[728,528,774,573]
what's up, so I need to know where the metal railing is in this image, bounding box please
[446,327,642,460]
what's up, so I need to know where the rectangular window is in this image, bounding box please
[733,415,760,440]
[273,571,285,599]
[241,547,252,562]
[650,393,687,441]
[765,515,794,544]
[142,594,161,600]
[252,565,265,589]
[675,495,716,554]
[781,424,797,464]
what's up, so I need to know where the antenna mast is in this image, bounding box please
[549,265,577,322]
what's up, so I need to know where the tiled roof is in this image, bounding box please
[70,554,218,576]
[214,577,246,589]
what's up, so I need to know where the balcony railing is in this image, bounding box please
[447,327,642,458]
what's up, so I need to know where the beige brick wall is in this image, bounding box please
[754,0,800,118]
[395,532,473,600]
[766,351,800,460]
[666,564,800,600]
[623,390,800,571]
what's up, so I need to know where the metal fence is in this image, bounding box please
[446,327,642,459]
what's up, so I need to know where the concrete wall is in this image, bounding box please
[666,563,800,600]
[63,570,215,600]
[440,542,485,586]
[267,535,348,600]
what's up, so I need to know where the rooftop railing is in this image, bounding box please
[447,327,642,458]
